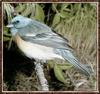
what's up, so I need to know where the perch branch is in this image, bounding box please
[34,62,49,91]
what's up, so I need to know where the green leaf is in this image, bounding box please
[3,26,11,36]
[60,11,73,19]
[59,12,66,18]
[52,13,60,27]
[48,61,54,69]
[52,4,58,12]
[21,4,32,17]
[61,4,69,11]
[15,4,26,13]
[74,4,81,11]
[3,26,8,33]
[58,63,73,70]
[34,4,45,22]
[3,36,11,41]
[54,63,66,83]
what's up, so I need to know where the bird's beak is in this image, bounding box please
[6,24,14,28]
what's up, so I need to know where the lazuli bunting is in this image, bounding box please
[7,15,91,76]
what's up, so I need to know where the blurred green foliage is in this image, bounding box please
[3,3,97,91]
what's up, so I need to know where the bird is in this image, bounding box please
[7,15,91,77]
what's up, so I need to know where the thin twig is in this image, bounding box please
[34,62,49,91]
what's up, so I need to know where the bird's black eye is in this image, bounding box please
[12,20,20,24]
[16,20,20,23]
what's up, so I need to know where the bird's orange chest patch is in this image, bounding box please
[14,34,23,44]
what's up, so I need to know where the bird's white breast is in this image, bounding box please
[14,34,64,60]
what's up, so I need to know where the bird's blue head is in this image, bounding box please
[7,15,32,35]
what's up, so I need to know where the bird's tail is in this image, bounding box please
[57,49,91,76]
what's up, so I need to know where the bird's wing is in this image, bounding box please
[18,20,72,50]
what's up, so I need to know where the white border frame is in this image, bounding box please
[2,1,99,93]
